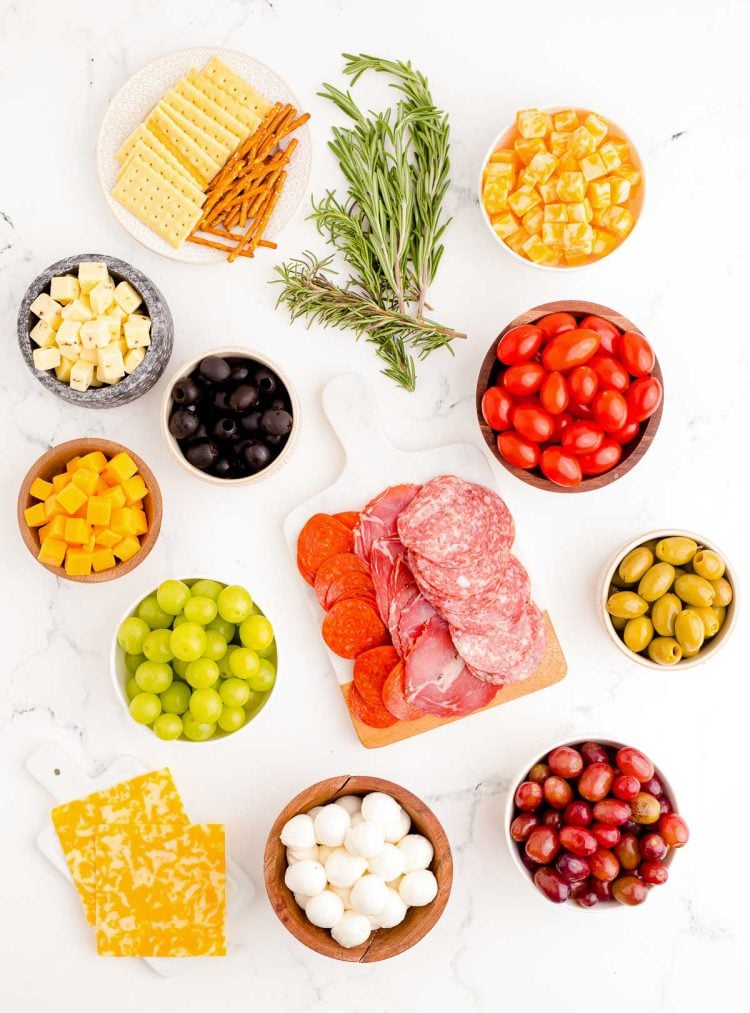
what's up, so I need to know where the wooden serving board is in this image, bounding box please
[283,374,567,748]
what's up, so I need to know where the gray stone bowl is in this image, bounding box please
[17,253,173,409]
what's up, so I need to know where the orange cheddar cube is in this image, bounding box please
[491,212,521,240]
[579,152,607,182]
[38,537,67,567]
[544,203,568,223]
[56,482,88,516]
[112,536,141,562]
[104,451,138,485]
[516,109,552,139]
[482,180,510,215]
[514,136,546,166]
[567,200,593,224]
[542,223,565,248]
[73,501,90,519]
[71,467,99,497]
[64,517,93,544]
[564,250,590,267]
[490,147,517,166]
[553,110,579,132]
[94,527,121,548]
[485,161,515,185]
[522,234,556,264]
[522,206,544,235]
[30,477,54,501]
[65,548,93,577]
[610,137,630,162]
[39,522,53,542]
[46,514,67,539]
[78,450,108,473]
[593,229,618,257]
[508,184,541,217]
[95,477,109,495]
[556,172,586,203]
[101,484,127,509]
[92,548,117,572]
[601,205,635,238]
[111,507,139,537]
[24,503,47,527]
[86,496,112,527]
[567,126,597,160]
[86,534,97,552]
[44,495,65,519]
[505,227,531,255]
[613,163,641,187]
[548,131,571,157]
[584,113,609,146]
[557,152,579,174]
[598,141,622,173]
[587,180,612,208]
[526,151,558,185]
[610,177,631,205]
[66,456,82,473]
[132,510,148,536]
[563,223,595,255]
[538,181,557,203]
[52,472,72,492]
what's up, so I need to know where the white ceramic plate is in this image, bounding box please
[97,47,312,263]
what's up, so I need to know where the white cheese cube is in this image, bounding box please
[79,346,100,364]
[123,314,151,349]
[32,346,62,371]
[89,280,115,315]
[95,364,114,385]
[50,275,80,304]
[115,337,128,355]
[123,347,145,374]
[70,359,94,392]
[80,318,111,349]
[89,376,104,388]
[61,298,93,323]
[56,319,82,347]
[97,345,125,380]
[105,315,122,339]
[57,343,80,363]
[78,261,109,294]
[30,293,63,329]
[55,357,75,383]
[113,279,142,314]
[29,319,57,348]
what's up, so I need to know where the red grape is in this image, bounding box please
[640,833,668,862]
[592,799,631,826]
[589,848,620,882]
[548,746,584,779]
[527,762,550,784]
[593,878,613,902]
[631,792,661,825]
[612,774,640,802]
[559,826,598,857]
[564,801,593,827]
[659,813,689,848]
[591,822,621,848]
[543,776,574,809]
[578,763,615,802]
[574,886,599,908]
[525,826,560,864]
[534,866,571,904]
[556,852,591,883]
[510,813,539,843]
[581,742,610,765]
[659,796,673,816]
[612,875,649,906]
[640,861,669,886]
[542,809,563,830]
[515,781,543,811]
[641,776,663,798]
[616,746,654,782]
[614,832,641,871]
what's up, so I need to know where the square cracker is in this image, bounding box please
[112,155,203,247]
[115,124,195,188]
[155,101,230,167]
[174,77,254,140]
[119,140,206,207]
[202,57,273,118]
[145,105,220,185]
[95,823,226,957]
[51,768,188,925]
[163,88,242,151]
[186,68,261,132]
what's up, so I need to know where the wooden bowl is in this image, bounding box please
[17,438,162,583]
[264,775,453,962]
[476,299,664,493]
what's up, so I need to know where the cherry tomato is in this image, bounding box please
[497,430,540,470]
[589,355,630,393]
[561,421,605,455]
[502,362,546,397]
[542,329,600,372]
[579,315,621,355]
[609,419,641,445]
[539,371,568,415]
[481,386,514,431]
[593,389,628,432]
[536,312,577,341]
[513,404,555,443]
[619,331,655,377]
[540,447,582,488]
[569,401,595,421]
[568,366,598,405]
[549,411,574,442]
[627,375,663,422]
[578,439,622,476]
[497,325,544,365]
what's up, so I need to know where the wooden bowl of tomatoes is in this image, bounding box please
[476,300,663,492]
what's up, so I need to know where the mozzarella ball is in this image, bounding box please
[284,859,327,896]
[328,884,353,909]
[384,807,411,843]
[398,833,434,871]
[331,911,372,949]
[286,844,319,865]
[325,847,368,888]
[293,891,309,911]
[335,794,362,816]
[351,874,388,916]
[318,844,334,866]
[314,803,351,846]
[305,889,345,929]
[361,792,400,829]
[371,887,408,929]
[345,821,385,858]
[367,843,406,882]
[307,805,323,819]
[399,869,438,907]
[280,813,316,850]
[349,810,364,827]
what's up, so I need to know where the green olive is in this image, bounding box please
[647,637,683,666]
[638,562,676,602]
[682,644,702,659]
[623,616,654,654]
[674,609,705,655]
[607,591,649,620]
[610,613,628,631]
[692,549,725,581]
[709,577,733,607]
[674,573,715,608]
[692,606,721,638]
[651,593,681,636]
[618,546,655,585]
[714,605,727,630]
[655,536,698,565]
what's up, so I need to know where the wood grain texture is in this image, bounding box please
[263,775,453,962]
[476,300,664,493]
[17,438,162,583]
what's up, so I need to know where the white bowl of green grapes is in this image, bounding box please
[112,577,277,743]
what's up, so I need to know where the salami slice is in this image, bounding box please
[431,556,531,633]
[353,645,399,707]
[314,553,369,610]
[333,511,360,530]
[408,541,510,600]
[347,685,398,728]
[354,484,421,563]
[382,662,424,721]
[322,598,388,659]
[297,514,355,581]
[450,602,547,683]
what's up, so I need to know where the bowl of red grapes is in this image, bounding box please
[162,347,299,484]
[506,738,689,908]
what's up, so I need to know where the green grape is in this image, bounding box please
[117,617,150,655]
[185,658,219,689]
[172,613,188,629]
[217,644,240,677]
[125,676,141,702]
[217,584,253,624]
[156,579,191,616]
[137,596,173,630]
[130,692,162,725]
[229,647,261,680]
[153,713,183,741]
[190,579,224,601]
[160,680,191,714]
[219,677,251,708]
[247,658,276,693]
[218,706,246,733]
[170,622,207,662]
[244,689,264,712]
[172,658,189,677]
[189,688,223,724]
[142,629,174,664]
[256,642,276,661]
[239,615,274,651]
[203,629,228,662]
[206,615,235,641]
[135,660,173,694]
[182,713,216,741]
[124,652,146,675]
[183,595,218,625]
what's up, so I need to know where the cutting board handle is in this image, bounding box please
[322,374,388,481]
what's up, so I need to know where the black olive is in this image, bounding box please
[228,384,259,412]
[229,363,249,382]
[213,458,232,478]
[169,408,200,440]
[193,423,208,440]
[240,410,262,432]
[199,356,231,383]
[268,396,289,412]
[212,417,239,440]
[172,377,202,405]
[254,367,277,395]
[244,441,272,472]
[211,389,230,411]
[261,409,293,436]
[186,440,219,470]
[265,433,285,447]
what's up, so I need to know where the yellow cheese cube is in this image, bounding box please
[79,451,108,473]
[579,152,607,182]
[52,472,72,492]
[601,205,635,238]
[70,360,94,392]
[94,527,121,548]
[92,548,117,572]
[516,109,552,139]
[584,113,609,146]
[556,172,586,203]
[485,161,515,185]
[587,180,612,208]
[71,468,99,497]
[30,477,53,501]
[80,319,111,349]
[85,533,97,552]
[90,281,115,316]
[61,298,93,323]
[564,251,590,267]
[79,347,99,365]
[105,452,138,485]
[56,482,88,516]
[610,138,630,162]
[38,537,68,567]
[30,293,63,327]
[50,275,80,305]
[55,357,75,383]
[525,151,558,185]
[132,510,148,536]
[614,163,641,186]
[490,147,517,166]
[85,496,112,527]
[95,478,109,495]
[63,517,92,544]
[24,503,47,527]
[522,234,554,264]
[112,536,141,563]
[598,142,622,173]
[65,548,93,577]
[542,223,565,248]
[113,280,142,314]
[553,110,579,132]
[610,177,631,204]
[44,494,65,519]
[101,484,127,509]
[538,181,558,203]
[42,515,67,539]
[544,203,568,223]
[122,475,148,505]
[483,179,510,215]
[123,348,145,375]
[522,206,544,235]
[548,131,571,157]
[39,522,53,541]
[123,315,151,350]
[514,137,546,166]
[78,262,109,294]
[567,126,597,160]
[111,507,139,536]
[505,227,531,254]
[30,319,57,348]
[562,223,595,255]
[558,152,579,174]
[572,199,593,223]
[33,346,61,371]
[593,229,618,257]
[508,184,541,217]
[491,212,521,240]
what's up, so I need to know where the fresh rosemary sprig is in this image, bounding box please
[272,54,464,391]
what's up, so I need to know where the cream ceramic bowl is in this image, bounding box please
[600,528,738,671]
[160,346,300,486]
[504,736,680,910]
[478,105,646,271]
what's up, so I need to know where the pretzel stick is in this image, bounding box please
[187,236,257,258]
[246,172,285,256]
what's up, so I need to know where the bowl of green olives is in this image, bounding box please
[601,530,738,669]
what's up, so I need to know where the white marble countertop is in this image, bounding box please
[1,1,748,1010]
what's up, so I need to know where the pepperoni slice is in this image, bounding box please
[322,598,388,659]
[297,551,316,586]
[347,685,398,728]
[382,662,424,721]
[334,511,360,530]
[313,553,369,609]
[297,514,355,581]
[353,645,399,708]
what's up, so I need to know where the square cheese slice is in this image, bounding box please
[95,823,226,957]
[50,768,188,925]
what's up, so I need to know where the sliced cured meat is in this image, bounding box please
[396,591,437,657]
[297,550,316,587]
[353,645,400,708]
[297,514,355,581]
[333,511,359,529]
[382,662,424,721]
[408,541,510,600]
[369,536,405,628]
[449,602,547,684]
[324,572,377,610]
[347,685,398,728]
[433,556,532,634]
[403,615,499,717]
[354,484,420,563]
[314,553,369,610]
[322,598,389,659]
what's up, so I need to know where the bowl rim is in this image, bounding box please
[16,253,173,408]
[16,437,162,583]
[110,573,279,745]
[504,735,680,911]
[477,104,647,272]
[263,774,453,961]
[160,345,301,486]
[599,528,739,670]
[475,299,664,493]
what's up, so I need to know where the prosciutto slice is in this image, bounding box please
[354,484,421,564]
